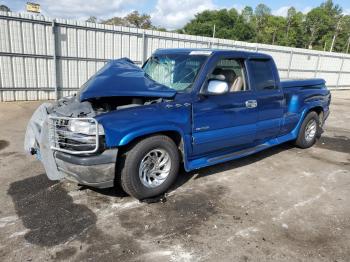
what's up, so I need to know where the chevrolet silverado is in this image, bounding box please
[24,49,331,199]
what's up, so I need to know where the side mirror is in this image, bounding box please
[205,80,229,95]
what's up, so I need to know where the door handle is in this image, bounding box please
[245,100,257,108]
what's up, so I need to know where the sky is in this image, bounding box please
[1,0,350,29]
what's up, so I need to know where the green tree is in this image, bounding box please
[286,7,296,38]
[86,16,97,23]
[82,1,350,54]
[183,8,255,41]
[304,7,330,49]
[254,3,271,17]
[124,11,152,29]
[0,4,11,12]
[280,7,305,47]
[103,16,125,26]
[102,11,153,29]
[332,15,350,52]
[321,0,344,51]
[234,15,256,42]
[241,6,253,23]
[303,1,342,50]
[181,2,350,52]
[254,4,271,42]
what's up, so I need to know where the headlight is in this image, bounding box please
[69,119,104,135]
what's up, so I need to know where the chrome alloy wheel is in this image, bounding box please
[304,119,317,142]
[138,148,172,188]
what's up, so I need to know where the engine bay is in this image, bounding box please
[51,94,169,118]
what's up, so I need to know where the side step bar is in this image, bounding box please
[207,144,269,163]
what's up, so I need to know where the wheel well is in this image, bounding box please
[308,106,324,124]
[117,131,184,160]
[309,106,323,115]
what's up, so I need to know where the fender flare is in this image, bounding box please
[117,125,192,171]
[292,104,324,138]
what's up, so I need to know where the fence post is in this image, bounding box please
[336,56,345,89]
[287,50,293,78]
[208,38,212,49]
[141,31,147,65]
[314,54,321,77]
[51,19,59,100]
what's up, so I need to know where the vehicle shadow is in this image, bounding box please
[7,174,97,247]
[316,135,350,154]
[170,142,296,192]
[78,184,129,197]
[85,142,296,199]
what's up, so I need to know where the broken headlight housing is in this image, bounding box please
[69,119,104,136]
[48,116,105,154]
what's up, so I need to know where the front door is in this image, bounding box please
[192,58,258,156]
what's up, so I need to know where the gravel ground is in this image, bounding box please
[0,91,349,262]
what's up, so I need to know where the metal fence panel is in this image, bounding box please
[1,11,350,102]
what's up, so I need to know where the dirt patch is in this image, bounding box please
[280,226,350,259]
[75,228,144,262]
[118,185,227,240]
[52,246,77,261]
[316,136,350,154]
[309,154,350,166]
[0,152,26,160]
[0,151,17,157]
[0,140,9,150]
[7,174,97,247]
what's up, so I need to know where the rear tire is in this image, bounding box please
[118,135,180,200]
[295,111,320,149]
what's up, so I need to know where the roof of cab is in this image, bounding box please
[153,48,272,59]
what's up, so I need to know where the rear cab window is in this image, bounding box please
[248,59,278,91]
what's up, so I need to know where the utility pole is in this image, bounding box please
[346,36,350,54]
[212,24,216,39]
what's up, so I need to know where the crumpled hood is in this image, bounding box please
[79,58,176,101]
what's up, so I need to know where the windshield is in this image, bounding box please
[143,54,208,92]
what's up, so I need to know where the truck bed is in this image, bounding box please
[280,78,326,89]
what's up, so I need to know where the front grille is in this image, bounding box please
[48,116,99,155]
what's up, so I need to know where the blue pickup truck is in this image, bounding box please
[25,48,331,199]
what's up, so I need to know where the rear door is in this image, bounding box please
[247,59,284,142]
[191,57,258,156]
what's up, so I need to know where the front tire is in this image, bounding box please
[119,135,180,200]
[295,111,320,148]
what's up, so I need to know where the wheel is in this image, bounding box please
[118,135,180,200]
[295,111,320,148]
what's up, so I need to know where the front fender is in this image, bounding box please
[95,103,192,168]
[118,125,185,146]
[96,103,193,171]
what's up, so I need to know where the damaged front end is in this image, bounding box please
[24,96,118,188]
[24,58,175,188]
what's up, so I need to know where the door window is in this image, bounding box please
[210,59,247,92]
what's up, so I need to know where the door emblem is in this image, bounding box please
[245,100,257,108]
